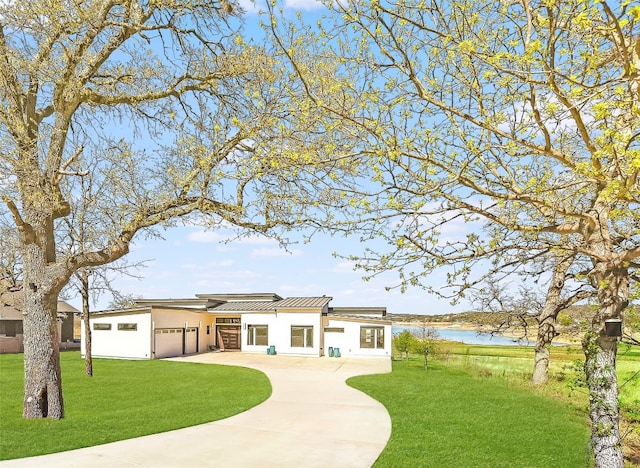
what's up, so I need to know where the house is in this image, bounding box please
[0,283,79,353]
[82,293,392,359]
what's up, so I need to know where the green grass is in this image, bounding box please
[0,352,271,460]
[3,346,636,465]
[349,358,592,468]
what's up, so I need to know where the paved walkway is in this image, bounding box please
[2,353,392,467]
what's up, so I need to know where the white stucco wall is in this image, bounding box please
[242,312,322,356]
[84,309,216,360]
[325,319,392,358]
[83,312,152,359]
[241,313,277,353]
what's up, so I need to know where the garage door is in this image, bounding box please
[185,327,198,354]
[155,328,183,358]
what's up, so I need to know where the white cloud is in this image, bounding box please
[250,248,301,258]
[240,235,281,246]
[180,259,235,270]
[236,0,324,13]
[150,270,173,280]
[283,0,324,10]
[186,229,278,246]
[337,288,357,296]
[186,231,226,243]
[193,279,250,290]
[193,269,263,280]
[277,282,326,295]
[331,261,357,273]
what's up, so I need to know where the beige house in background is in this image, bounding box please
[0,284,78,354]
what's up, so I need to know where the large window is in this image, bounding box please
[291,326,313,348]
[248,325,268,346]
[360,326,384,349]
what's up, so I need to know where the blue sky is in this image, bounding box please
[63,0,475,315]
[80,222,473,315]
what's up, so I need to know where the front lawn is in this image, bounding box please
[0,352,271,460]
[349,358,591,468]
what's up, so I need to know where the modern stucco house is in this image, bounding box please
[82,293,392,359]
[0,283,79,353]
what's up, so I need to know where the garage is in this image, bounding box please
[185,327,198,354]
[155,328,183,358]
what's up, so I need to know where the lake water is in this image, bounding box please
[392,325,537,347]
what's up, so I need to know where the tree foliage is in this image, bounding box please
[270,0,640,465]
[392,327,439,366]
[0,0,359,419]
[392,329,415,359]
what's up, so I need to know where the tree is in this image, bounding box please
[392,326,439,366]
[108,292,143,310]
[66,265,145,377]
[531,255,594,385]
[471,253,595,385]
[270,1,640,465]
[1,0,358,420]
[60,156,147,377]
[0,222,21,291]
[392,329,416,359]
[410,323,440,369]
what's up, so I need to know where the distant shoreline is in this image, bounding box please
[392,321,479,331]
[391,321,581,345]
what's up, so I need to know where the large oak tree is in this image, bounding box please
[271,0,640,465]
[0,0,358,419]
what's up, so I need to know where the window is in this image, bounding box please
[117,323,137,331]
[216,317,240,324]
[0,320,21,337]
[360,326,384,349]
[291,326,313,348]
[93,323,112,331]
[247,325,268,346]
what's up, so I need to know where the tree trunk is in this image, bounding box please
[532,255,573,386]
[81,273,93,377]
[22,253,64,419]
[532,330,551,385]
[584,263,627,468]
[19,203,66,419]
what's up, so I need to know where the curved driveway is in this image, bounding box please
[2,353,392,468]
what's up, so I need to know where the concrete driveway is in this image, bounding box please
[2,353,392,468]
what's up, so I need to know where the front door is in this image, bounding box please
[217,325,240,350]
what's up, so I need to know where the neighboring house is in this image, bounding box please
[82,293,392,360]
[0,284,79,353]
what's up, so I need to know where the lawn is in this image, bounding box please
[348,358,592,468]
[0,352,271,460]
